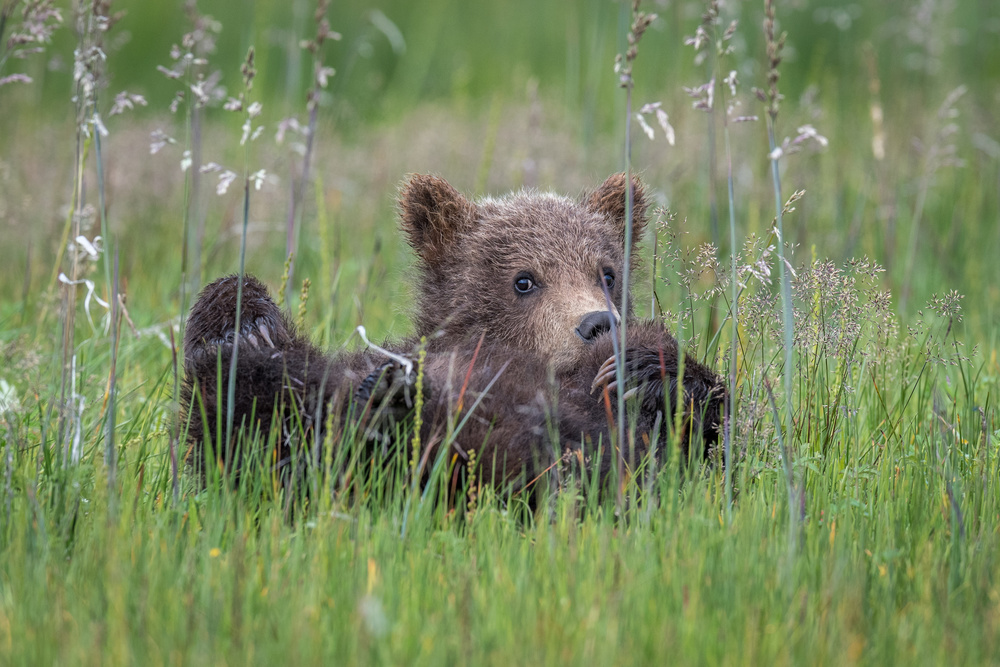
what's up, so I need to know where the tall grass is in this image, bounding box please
[0,0,998,663]
[223,47,260,458]
[758,0,798,563]
[281,0,337,292]
[613,0,656,513]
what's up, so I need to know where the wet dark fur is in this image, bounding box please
[180,174,726,492]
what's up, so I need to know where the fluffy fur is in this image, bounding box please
[180,174,725,492]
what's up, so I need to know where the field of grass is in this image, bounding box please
[1,0,999,664]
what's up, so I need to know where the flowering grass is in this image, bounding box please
[1,0,999,664]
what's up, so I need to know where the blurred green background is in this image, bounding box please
[1,0,998,344]
[4,5,1000,663]
[15,0,1000,129]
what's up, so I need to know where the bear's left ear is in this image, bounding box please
[585,172,648,247]
[399,174,477,266]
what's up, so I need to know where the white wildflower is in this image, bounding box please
[150,129,175,154]
[110,90,148,115]
[0,74,33,86]
[655,108,675,145]
[91,113,109,137]
[216,170,238,195]
[250,169,267,190]
[316,66,336,88]
[796,124,829,147]
[157,64,182,80]
[724,70,738,97]
[636,113,655,140]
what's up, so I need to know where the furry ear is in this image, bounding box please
[585,172,648,247]
[399,174,476,265]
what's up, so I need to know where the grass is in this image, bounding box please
[2,0,1000,664]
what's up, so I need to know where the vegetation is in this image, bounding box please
[1,0,998,664]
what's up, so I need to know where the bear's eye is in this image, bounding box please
[602,269,616,290]
[514,272,537,294]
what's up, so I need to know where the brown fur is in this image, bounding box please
[400,173,647,370]
[181,275,391,483]
[179,174,725,493]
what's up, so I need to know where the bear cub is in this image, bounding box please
[180,173,726,491]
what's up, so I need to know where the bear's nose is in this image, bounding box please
[576,311,617,342]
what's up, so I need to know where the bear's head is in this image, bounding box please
[399,173,648,371]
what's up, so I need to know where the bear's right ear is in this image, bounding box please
[399,174,476,265]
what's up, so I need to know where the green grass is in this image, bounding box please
[1,0,999,664]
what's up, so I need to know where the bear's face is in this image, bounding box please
[400,173,648,371]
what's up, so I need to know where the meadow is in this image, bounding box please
[1,0,999,664]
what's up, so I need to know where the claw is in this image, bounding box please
[590,356,619,394]
[258,322,275,348]
[599,355,616,376]
[246,333,260,349]
[622,387,639,401]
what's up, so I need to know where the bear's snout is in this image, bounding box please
[575,311,618,342]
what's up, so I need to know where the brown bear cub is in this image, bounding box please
[180,173,725,492]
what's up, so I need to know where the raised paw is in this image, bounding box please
[590,349,674,405]
[184,274,294,368]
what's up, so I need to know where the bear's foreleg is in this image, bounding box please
[563,320,726,469]
[180,274,414,481]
